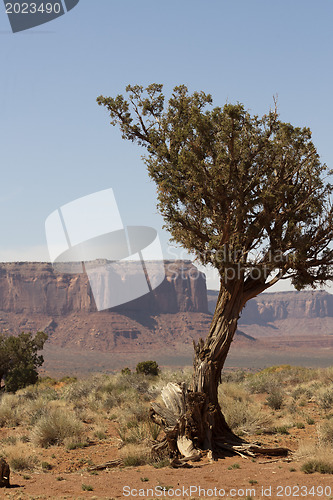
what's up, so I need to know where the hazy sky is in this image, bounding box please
[1,0,333,291]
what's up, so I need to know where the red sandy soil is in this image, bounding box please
[1,419,332,500]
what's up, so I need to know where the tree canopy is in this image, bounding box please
[97,85,333,300]
[0,331,48,392]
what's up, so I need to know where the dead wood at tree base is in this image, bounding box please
[215,443,290,459]
[87,459,124,471]
[150,382,290,462]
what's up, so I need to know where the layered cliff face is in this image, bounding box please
[2,262,332,361]
[208,289,333,338]
[0,260,208,316]
[0,261,211,352]
[251,291,333,322]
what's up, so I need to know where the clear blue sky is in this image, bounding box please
[1,0,333,291]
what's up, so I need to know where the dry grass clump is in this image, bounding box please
[245,365,313,395]
[118,420,161,444]
[219,383,271,434]
[0,393,21,427]
[318,419,333,444]
[296,441,333,475]
[265,389,285,410]
[62,372,150,415]
[0,443,38,471]
[31,407,83,447]
[119,443,152,466]
[316,385,333,410]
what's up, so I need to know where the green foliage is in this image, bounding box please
[98,85,333,292]
[0,332,48,392]
[228,462,240,469]
[136,360,159,376]
[41,461,52,470]
[81,484,94,491]
[121,367,131,375]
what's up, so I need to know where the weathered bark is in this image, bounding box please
[191,278,245,448]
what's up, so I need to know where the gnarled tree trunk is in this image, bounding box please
[151,278,289,462]
[192,278,244,448]
[151,278,245,458]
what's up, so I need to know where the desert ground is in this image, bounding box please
[0,365,333,499]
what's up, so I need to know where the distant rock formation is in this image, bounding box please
[208,289,333,325]
[0,260,208,316]
[1,262,332,356]
[0,261,210,352]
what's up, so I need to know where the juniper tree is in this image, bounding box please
[0,332,47,392]
[97,85,333,456]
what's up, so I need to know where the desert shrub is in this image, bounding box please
[117,420,154,444]
[148,422,161,440]
[296,441,333,476]
[16,385,39,401]
[318,420,333,445]
[82,484,94,491]
[301,460,333,474]
[221,370,247,383]
[1,444,38,471]
[23,396,52,425]
[59,376,77,384]
[286,400,298,414]
[31,408,83,447]
[38,376,57,387]
[317,387,333,410]
[274,426,289,435]
[266,390,284,410]
[10,455,36,471]
[318,367,333,385]
[1,436,17,445]
[219,384,271,433]
[119,443,151,466]
[291,387,307,400]
[118,399,149,425]
[62,373,150,415]
[246,366,314,395]
[41,461,52,470]
[121,367,131,375]
[62,378,95,403]
[0,393,21,427]
[94,428,107,440]
[136,360,159,376]
[245,372,279,394]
